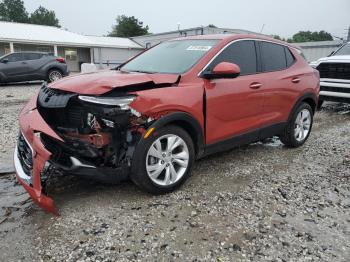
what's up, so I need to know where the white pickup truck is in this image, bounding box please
[310,42,350,106]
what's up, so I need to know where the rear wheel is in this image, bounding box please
[280,102,313,147]
[131,125,195,194]
[47,69,63,83]
[317,99,324,110]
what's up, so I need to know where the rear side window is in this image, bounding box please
[285,47,295,67]
[260,42,287,72]
[23,53,43,60]
[209,40,257,75]
[6,53,24,62]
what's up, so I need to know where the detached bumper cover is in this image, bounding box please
[14,103,61,215]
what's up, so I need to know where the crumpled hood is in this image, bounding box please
[49,70,180,95]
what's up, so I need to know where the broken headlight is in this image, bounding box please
[78,95,136,110]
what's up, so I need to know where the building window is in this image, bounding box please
[37,47,51,53]
[65,49,78,61]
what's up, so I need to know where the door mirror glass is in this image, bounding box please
[204,62,241,79]
[1,58,8,63]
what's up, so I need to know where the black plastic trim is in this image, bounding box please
[203,122,286,157]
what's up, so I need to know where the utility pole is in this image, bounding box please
[347,27,350,42]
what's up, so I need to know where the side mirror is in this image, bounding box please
[1,58,8,63]
[203,62,240,79]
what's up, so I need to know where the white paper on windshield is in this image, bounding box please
[186,46,212,51]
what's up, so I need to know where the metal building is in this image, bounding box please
[294,40,344,62]
[0,21,144,72]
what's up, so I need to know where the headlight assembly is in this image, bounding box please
[78,95,136,110]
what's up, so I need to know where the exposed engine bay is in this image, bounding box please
[36,84,153,181]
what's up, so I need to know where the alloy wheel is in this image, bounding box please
[49,71,62,82]
[146,134,189,186]
[294,109,311,142]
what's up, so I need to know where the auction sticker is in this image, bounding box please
[186,46,212,51]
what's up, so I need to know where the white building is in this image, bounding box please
[294,40,344,62]
[0,21,144,72]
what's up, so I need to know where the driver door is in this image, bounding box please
[0,53,29,81]
[204,40,266,145]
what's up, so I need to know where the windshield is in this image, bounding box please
[121,39,219,74]
[334,43,350,56]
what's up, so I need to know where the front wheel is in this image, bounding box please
[280,102,313,148]
[131,125,195,194]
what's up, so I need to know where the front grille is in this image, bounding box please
[41,134,72,167]
[17,133,33,176]
[38,84,75,108]
[317,63,350,80]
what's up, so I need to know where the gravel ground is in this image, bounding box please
[0,84,349,262]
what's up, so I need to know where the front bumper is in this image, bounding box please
[319,78,350,102]
[15,94,130,215]
[14,99,62,215]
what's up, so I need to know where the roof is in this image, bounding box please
[170,33,299,49]
[85,35,143,49]
[294,40,344,48]
[0,21,143,49]
[131,26,259,39]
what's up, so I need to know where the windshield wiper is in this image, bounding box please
[130,70,156,74]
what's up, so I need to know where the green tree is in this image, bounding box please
[109,15,149,37]
[290,30,333,43]
[30,6,60,27]
[208,24,217,28]
[0,0,29,23]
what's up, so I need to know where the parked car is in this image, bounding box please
[0,52,68,83]
[14,34,319,214]
[310,42,350,106]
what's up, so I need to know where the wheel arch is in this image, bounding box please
[147,112,205,159]
[289,93,318,120]
[47,67,63,75]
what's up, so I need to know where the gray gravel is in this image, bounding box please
[0,84,349,262]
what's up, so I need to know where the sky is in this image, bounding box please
[23,0,350,39]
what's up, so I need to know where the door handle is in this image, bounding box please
[250,82,262,89]
[21,62,27,64]
[292,78,300,83]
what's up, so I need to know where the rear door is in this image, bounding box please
[22,53,46,80]
[204,40,266,144]
[257,41,301,126]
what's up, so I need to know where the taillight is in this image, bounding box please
[56,57,65,63]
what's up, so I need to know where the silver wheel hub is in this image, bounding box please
[146,134,189,186]
[294,109,311,142]
[49,71,62,82]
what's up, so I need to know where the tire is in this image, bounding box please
[47,69,63,83]
[317,99,324,110]
[131,125,195,194]
[280,102,313,148]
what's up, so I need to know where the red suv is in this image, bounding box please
[14,34,320,214]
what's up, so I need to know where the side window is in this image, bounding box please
[6,53,24,62]
[23,53,43,60]
[285,47,295,67]
[260,42,287,72]
[209,40,257,75]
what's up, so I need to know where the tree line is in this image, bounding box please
[272,30,333,43]
[0,0,60,27]
[0,0,335,42]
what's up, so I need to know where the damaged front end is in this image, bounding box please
[14,83,155,215]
